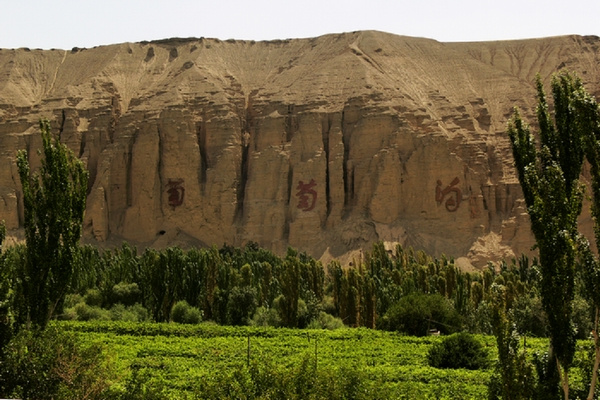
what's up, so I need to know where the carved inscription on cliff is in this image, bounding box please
[296,179,317,211]
[167,179,185,208]
[436,178,462,212]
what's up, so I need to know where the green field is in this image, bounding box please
[61,321,554,399]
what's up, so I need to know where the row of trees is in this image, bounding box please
[0,232,546,331]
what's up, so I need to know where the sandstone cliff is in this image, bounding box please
[1,31,599,267]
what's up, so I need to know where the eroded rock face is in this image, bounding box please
[1,32,599,267]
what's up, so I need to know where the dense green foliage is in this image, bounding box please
[427,332,489,370]
[379,293,460,336]
[0,220,10,349]
[507,71,600,399]
[0,239,548,337]
[15,119,88,330]
[488,284,537,400]
[61,321,500,398]
[29,320,596,399]
[0,325,114,399]
[171,300,203,324]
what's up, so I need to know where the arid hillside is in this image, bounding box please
[1,31,599,267]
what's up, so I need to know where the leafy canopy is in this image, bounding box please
[15,119,88,329]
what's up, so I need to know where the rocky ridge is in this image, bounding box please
[1,31,599,267]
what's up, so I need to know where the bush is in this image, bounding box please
[111,282,142,306]
[84,288,103,307]
[0,325,115,399]
[64,293,83,308]
[193,355,375,399]
[512,294,548,337]
[320,295,337,316]
[307,311,345,330]
[171,300,203,324]
[110,303,150,322]
[464,301,494,335]
[115,364,169,400]
[380,293,461,336]
[227,286,257,326]
[427,332,489,370]
[572,296,592,340]
[249,306,281,327]
[73,302,111,321]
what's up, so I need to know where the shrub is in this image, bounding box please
[307,311,345,330]
[73,303,111,321]
[116,364,169,400]
[64,293,83,308]
[128,303,151,322]
[111,282,142,306]
[249,306,281,327]
[110,303,150,322]
[0,325,115,400]
[512,294,548,337]
[193,355,374,399]
[320,295,337,316]
[464,300,494,335]
[84,288,103,307]
[226,286,257,326]
[380,293,461,336]
[171,300,203,324]
[572,296,592,340]
[427,332,489,370]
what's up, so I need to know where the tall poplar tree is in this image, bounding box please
[575,74,600,400]
[0,221,9,349]
[16,119,88,330]
[507,72,587,399]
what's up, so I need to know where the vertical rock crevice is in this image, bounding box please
[321,114,332,220]
[125,133,135,208]
[196,120,208,192]
[235,96,255,223]
[285,104,297,142]
[340,108,355,217]
[109,95,121,144]
[58,109,66,138]
[284,162,294,241]
[156,124,164,214]
[235,135,249,222]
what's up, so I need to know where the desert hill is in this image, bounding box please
[1,31,599,267]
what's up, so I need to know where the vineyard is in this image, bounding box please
[62,320,550,399]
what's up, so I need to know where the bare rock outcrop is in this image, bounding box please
[1,31,600,267]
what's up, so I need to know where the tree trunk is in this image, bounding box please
[587,307,600,400]
[557,357,569,400]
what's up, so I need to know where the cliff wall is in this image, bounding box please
[1,31,599,267]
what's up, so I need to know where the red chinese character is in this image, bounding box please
[296,179,317,211]
[435,177,462,212]
[167,179,185,208]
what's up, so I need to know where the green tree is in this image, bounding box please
[0,221,10,349]
[488,285,536,400]
[427,332,489,370]
[507,72,589,399]
[380,293,460,336]
[15,119,89,330]
[278,256,300,327]
[575,71,600,400]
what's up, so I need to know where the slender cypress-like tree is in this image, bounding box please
[0,221,10,349]
[574,74,600,400]
[508,72,588,399]
[15,119,88,330]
